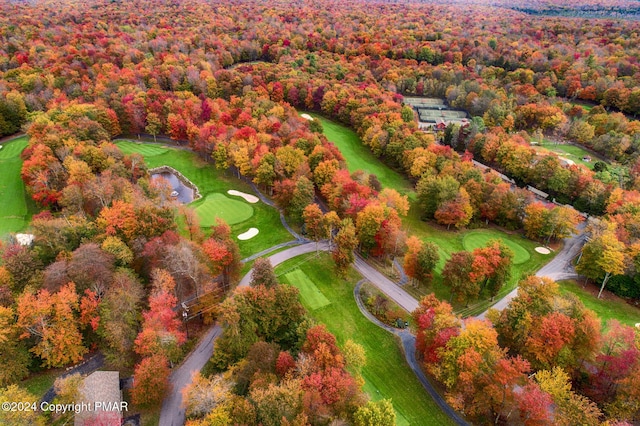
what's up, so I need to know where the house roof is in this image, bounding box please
[75,371,122,426]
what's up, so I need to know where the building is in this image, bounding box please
[75,371,125,426]
[471,160,515,184]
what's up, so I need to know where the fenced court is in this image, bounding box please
[403,97,447,108]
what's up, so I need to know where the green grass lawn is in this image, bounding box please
[306,113,415,197]
[535,140,597,170]
[194,193,254,227]
[19,369,58,398]
[462,230,531,265]
[0,136,39,239]
[283,268,331,310]
[568,100,594,112]
[559,280,640,328]
[276,254,454,426]
[116,142,169,157]
[403,204,551,316]
[115,141,292,258]
[302,115,554,316]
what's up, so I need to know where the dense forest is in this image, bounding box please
[1,0,640,424]
[415,0,640,19]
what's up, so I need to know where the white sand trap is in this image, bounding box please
[535,247,551,254]
[227,190,259,204]
[238,228,259,240]
[301,113,314,121]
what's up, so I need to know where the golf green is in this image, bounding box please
[284,268,331,310]
[276,255,455,425]
[462,230,530,265]
[115,140,295,258]
[194,193,254,226]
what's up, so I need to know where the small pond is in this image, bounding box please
[151,171,195,204]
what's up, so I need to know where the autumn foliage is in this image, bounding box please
[131,354,171,407]
[16,283,87,368]
[3,0,640,420]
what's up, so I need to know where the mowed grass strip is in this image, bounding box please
[307,113,414,196]
[283,268,330,310]
[194,193,254,227]
[462,229,531,265]
[19,369,58,399]
[0,137,28,159]
[277,254,454,426]
[0,136,38,238]
[559,280,640,328]
[115,140,293,258]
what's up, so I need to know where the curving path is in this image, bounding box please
[162,227,587,425]
[240,239,302,263]
[242,245,419,312]
[0,132,27,144]
[353,280,470,426]
[239,242,329,286]
[153,132,586,424]
[161,240,423,426]
[249,182,306,242]
[354,254,418,312]
[160,184,307,426]
[161,242,328,426]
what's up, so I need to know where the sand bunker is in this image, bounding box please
[227,190,259,204]
[301,113,314,121]
[238,228,259,240]
[535,247,551,254]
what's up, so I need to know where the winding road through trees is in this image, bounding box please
[155,137,587,425]
[160,223,585,425]
[352,280,470,426]
[161,242,327,426]
[160,326,222,426]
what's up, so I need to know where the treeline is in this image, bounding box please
[2,0,605,299]
[3,0,640,120]
[511,6,640,20]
